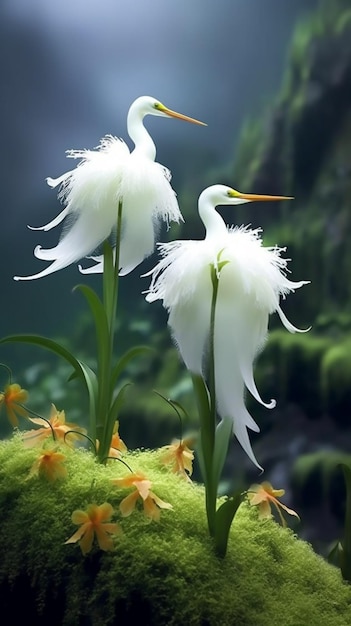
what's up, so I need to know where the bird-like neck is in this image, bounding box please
[127,105,156,161]
[198,190,228,240]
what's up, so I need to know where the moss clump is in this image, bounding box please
[0,434,351,626]
[321,340,351,425]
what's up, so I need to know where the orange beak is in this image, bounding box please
[159,104,207,126]
[231,191,294,202]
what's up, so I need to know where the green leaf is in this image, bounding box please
[110,345,154,390]
[0,334,86,379]
[96,383,132,463]
[108,382,132,423]
[214,491,243,558]
[76,359,98,440]
[213,418,233,487]
[73,284,109,369]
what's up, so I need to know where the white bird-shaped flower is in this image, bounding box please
[14,96,205,281]
[144,185,309,469]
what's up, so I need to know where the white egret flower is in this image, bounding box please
[144,185,309,469]
[14,96,205,281]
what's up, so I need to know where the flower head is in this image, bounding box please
[112,472,172,522]
[29,449,67,482]
[160,437,194,481]
[247,481,300,527]
[144,185,309,470]
[22,404,86,447]
[110,420,127,456]
[0,383,28,427]
[65,502,121,555]
[13,96,196,281]
[96,421,127,459]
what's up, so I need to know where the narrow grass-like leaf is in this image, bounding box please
[97,383,132,462]
[213,418,233,488]
[77,359,98,441]
[110,345,154,390]
[214,491,243,558]
[73,284,109,369]
[0,335,86,379]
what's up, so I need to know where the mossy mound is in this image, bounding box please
[1,435,350,626]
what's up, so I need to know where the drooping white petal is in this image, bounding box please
[14,211,112,281]
[276,303,311,333]
[78,255,104,274]
[145,222,309,470]
[17,135,183,281]
[27,205,70,232]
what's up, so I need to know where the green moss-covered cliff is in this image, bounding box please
[1,436,351,626]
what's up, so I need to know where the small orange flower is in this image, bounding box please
[22,404,86,447]
[247,481,300,527]
[96,421,127,459]
[29,449,67,482]
[160,437,194,481]
[65,503,121,555]
[0,383,28,427]
[109,420,127,457]
[112,472,173,521]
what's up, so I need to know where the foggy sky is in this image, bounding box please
[0,0,319,340]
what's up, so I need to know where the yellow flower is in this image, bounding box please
[29,449,67,482]
[112,473,173,521]
[109,420,127,457]
[247,481,300,527]
[96,421,127,459]
[65,503,121,555]
[160,437,194,481]
[0,383,28,427]
[22,404,86,447]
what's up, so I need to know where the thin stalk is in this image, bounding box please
[97,201,123,462]
[204,265,220,535]
[193,264,220,537]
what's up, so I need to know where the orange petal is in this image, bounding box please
[64,522,89,545]
[79,527,94,555]
[143,496,161,521]
[96,502,114,522]
[72,510,90,524]
[135,479,152,500]
[150,491,173,510]
[120,491,139,517]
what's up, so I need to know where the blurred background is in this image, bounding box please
[1,0,351,559]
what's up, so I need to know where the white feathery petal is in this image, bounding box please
[46,170,75,188]
[27,205,70,232]
[145,206,309,470]
[276,303,311,333]
[78,255,104,274]
[17,131,184,280]
[14,211,112,281]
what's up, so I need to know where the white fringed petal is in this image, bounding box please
[27,206,70,232]
[145,225,309,470]
[16,136,183,281]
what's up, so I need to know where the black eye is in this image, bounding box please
[154,102,161,110]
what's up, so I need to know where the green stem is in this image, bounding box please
[192,264,220,537]
[97,201,123,462]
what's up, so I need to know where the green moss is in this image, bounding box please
[1,435,351,625]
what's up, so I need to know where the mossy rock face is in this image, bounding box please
[1,436,351,626]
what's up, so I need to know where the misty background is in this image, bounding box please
[1,0,318,338]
